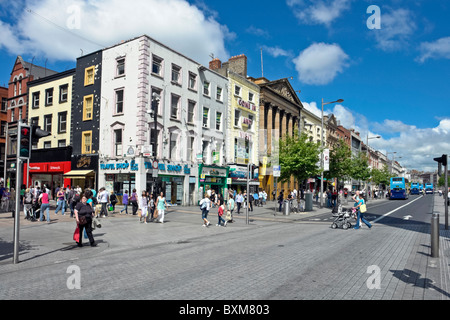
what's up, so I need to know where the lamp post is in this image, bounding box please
[366,134,381,198]
[320,98,344,208]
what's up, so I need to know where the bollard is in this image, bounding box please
[431,213,440,258]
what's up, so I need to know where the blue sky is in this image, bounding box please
[0,0,449,172]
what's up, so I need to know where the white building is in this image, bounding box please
[97,35,228,206]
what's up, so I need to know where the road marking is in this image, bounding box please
[372,196,423,224]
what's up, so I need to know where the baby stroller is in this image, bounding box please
[31,200,41,221]
[331,206,356,230]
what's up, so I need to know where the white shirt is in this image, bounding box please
[99,190,109,203]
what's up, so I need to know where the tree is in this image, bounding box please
[371,165,391,187]
[351,152,371,183]
[279,132,321,184]
[324,139,352,189]
[438,175,450,187]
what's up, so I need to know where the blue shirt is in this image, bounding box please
[122,193,129,205]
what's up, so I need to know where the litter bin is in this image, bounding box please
[305,192,313,211]
[283,200,291,216]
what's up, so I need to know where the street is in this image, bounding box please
[0,194,449,306]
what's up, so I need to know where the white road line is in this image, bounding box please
[372,196,423,224]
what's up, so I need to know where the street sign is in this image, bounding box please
[273,165,281,177]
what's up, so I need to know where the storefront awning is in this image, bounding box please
[63,170,95,179]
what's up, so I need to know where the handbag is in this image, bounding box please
[78,216,87,225]
[360,204,367,213]
[225,211,232,221]
[73,225,80,242]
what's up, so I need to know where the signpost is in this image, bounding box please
[273,166,281,214]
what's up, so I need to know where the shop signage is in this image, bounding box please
[201,167,227,177]
[144,162,191,175]
[100,160,139,171]
[237,98,257,112]
[239,131,252,141]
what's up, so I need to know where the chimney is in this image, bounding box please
[227,54,247,77]
[209,58,222,71]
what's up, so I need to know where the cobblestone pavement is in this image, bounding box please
[0,196,448,302]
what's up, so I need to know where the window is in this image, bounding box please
[83,95,94,121]
[115,89,124,114]
[1,98,7,112]
[171,94,180,119]
[234,85,241,96]
[169,133,177,159]
[58,140,66,148]
[30,117,39,126]
[187,136,195,162]
[114,129,123,157]
[151,88,162,115]
[216,87,223,101]
[116,58,125,77]
[188,72,197,90]
[248,114,254,130]
[45,88,54,106]
[216,112,222,130]
[44,114,52,133]
[85,66,95,86]
[187,100,195,123]
[171,64,181,84]
[202,107,209,128]
[59,84,69,103]
[0,121,6,137]
[249,92,254,103]
[234,109,240,127]
[31,92,40,109]
[150,129,160,157]
[58,112,67,133]
[82,131,93,154]
[203,81,210,96]
[44,141,52,149]
[152,55,163,76]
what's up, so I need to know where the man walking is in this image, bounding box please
[235,191,243,214]
[98,187,109,217]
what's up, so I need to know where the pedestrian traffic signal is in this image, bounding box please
[19,124,32,160]
[31,125,51,144]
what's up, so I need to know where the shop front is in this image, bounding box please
[23,161,71,199]
[64,154,99,190]
[198,164,229,202]
[229,164,260,194]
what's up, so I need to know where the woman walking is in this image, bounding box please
[130,189,138,215]
[199,193,211,227]
[155,191,168,223]
[353,191,372,230]
[139,191,148,223]
[120,190,129,214]
[74,191,97,247]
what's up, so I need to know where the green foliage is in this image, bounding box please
[371,165,391,185]
[324,139,352,183]
[279,132,321,183]
[351,152,371,182]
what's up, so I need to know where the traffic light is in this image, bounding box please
[434,155,448,167]
[31,125,51,144]
[18,124,32,160]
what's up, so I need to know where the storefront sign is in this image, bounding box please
[100,160,139,171]
[237,98,257,112]
[144,162,191,175]
[201,167,227,177]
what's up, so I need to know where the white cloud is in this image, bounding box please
[293,42,350,85]
[0,0,231,65]
[287,0,352,27]
[371,7,416,51]
[417,37,450,63]
[262,45,291,58]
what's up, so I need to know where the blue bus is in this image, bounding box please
[425,183,434,194]
[410,182,420,195]
[390,177,409,200]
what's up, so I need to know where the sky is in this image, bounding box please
[0,0,449,173]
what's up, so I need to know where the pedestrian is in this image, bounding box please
[23,188,33,220]
[74,191,97,247]
[148,193,155,221]
[210,190,217,208]
[199,193,211,227]
[235,191,243,214]
[248,192,254,211]
[353,190,372,230]
[55,187,66,215]
[39,189,50,223]
[1,188,9,212]
[110,191,118,213]
[97,187,109,217]
[216,203,227,227]
[130,189,139,215]
[120,190,129,214]
[155,191,168,223]
[139,191,148,223]
[227,194,235,223]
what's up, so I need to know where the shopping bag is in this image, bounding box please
[225,211,232,221]
[360,204,367,213]
[153,209,159,219]
[73,225,80,243]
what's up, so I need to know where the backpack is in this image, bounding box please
[72,192,80,204]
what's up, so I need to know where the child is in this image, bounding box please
[216,203,227,227]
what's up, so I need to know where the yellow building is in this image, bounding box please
[27,69,75,149]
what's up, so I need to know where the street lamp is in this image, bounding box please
[320,98,344,208]
[366,134,381,198]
